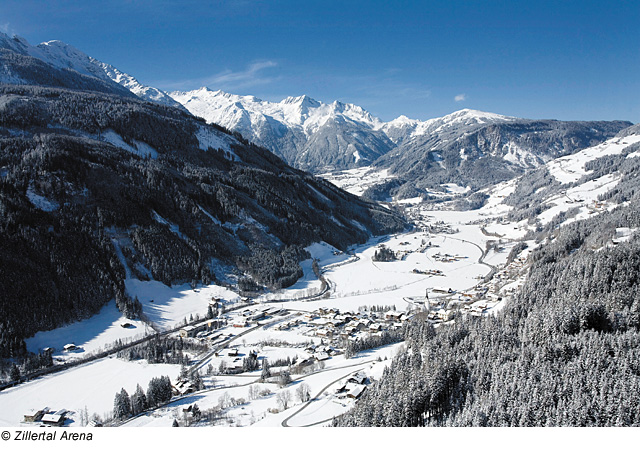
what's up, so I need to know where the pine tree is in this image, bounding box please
[114,388,132,420]
[261,358,271,380]
[131,384,147,415]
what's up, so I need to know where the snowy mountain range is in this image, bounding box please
[0,32,185,110]
[0,31,632,195]
[168,87,525,172]
[170,88,394,171]
[169,87,631,194]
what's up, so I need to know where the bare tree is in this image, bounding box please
[296,383,311,403]
[276,390,292,410]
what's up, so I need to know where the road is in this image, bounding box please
[280,361,375,427]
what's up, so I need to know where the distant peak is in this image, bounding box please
[282,94,320,107]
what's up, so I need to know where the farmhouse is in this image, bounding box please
[385,310,403,322]
[41,412,66,427]
[347,384,367,399]
[347,372,367,384]
[23,407,48,423]
[63,344,78,352]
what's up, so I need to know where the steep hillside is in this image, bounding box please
[367,118,631,200]
[0,84,404,358]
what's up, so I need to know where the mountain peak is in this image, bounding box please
[281,94,321,107]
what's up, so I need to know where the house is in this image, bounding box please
[315,352,330,361]
[232,318,249,328]
[63,344,77,352]
[23,407,48,422]
[316,328,333,338]
[432,287,453,294]
[41,412,66,427]
[347,384,366,399]
[368,323,383,332]
[385,311,403,322]
[120,322,134,328]
[179,325,196,338]
[347,372,367,384]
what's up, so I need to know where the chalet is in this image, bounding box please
[385,310,403,322]
[63,344,77,352]
[316,328,333,338]
[344,325,358,334]
[347,372,367,384]
[437,309,455,321]
[41,412,66,427]
[347,384,366,399]
[23,407,48,423]
[179,325,196,338]
[315,351,330,361]
[232,318,250,328]
[120,322,134,328]
[368,323,383,332]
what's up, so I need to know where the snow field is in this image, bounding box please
[0,358,181,426]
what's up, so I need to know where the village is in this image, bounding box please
[5,193,538,428]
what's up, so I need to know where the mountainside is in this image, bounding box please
[0,32,184,110]
[0,82,404,357]
[367,118,632,200]
[335,123,640,428]
[170,88,395,171]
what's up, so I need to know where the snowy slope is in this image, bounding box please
[380,109,516,144]
[0,32,184,110]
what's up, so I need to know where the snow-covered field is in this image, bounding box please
[26,300,148,363]
[0,358,181,426]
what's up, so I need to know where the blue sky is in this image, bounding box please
[1,0,638,122]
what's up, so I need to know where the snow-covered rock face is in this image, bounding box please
[170,88,393,172]
[0,32,185,110]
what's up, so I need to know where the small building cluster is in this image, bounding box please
[23,408,71,427]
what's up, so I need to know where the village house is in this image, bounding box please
[41,410,66,427]
[384,310,404,322]
[347,384,367,399]
[23,407,48,423]
[347,372,367,384]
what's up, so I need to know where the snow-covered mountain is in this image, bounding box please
[170,88,393,172]
[170,86,630,184]
[380,109,516,145]
[0,32,184,110]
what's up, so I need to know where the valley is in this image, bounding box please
[0,163,562,427]
[0,26,638,429]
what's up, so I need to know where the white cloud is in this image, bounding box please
[454,93,467,102]
[158,60,279,92]
[0,23,15,36]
